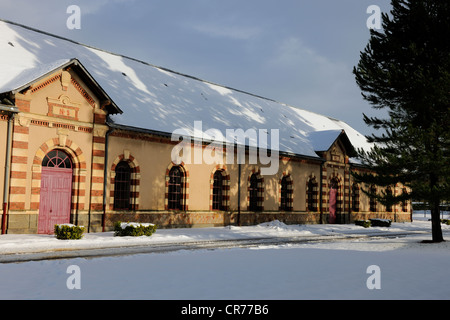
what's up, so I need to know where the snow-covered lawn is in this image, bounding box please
[0,213,449,300]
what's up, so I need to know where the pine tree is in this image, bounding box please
[353,0,450,242]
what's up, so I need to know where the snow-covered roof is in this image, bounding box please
[308,130,344,153]
[0,57,122,114]
[0,19,372,159]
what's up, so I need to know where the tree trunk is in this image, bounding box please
[430,200,444,242]
[429,173,444,242]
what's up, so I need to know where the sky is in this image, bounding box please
[0,0,393,136]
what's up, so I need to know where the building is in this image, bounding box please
[0,20,411,234]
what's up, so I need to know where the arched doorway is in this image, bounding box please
[38,150,73,234]
[329,178,339,224]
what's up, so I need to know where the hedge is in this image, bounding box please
[369,218,392,227]
[355,219,392,228]
[355,220,371,228]
[114,222,157,237]
[54,224,86,240]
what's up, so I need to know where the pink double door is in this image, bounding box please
[38,167,73,234]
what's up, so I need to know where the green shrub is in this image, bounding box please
[441,219,450,225]
[54,224,86,240]
[369,218,392,227]
[355,220,371,228]
[114,222,157,237]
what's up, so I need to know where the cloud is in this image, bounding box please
[264,36,369,132]
[190,22,261,40]
[76,0,139,15]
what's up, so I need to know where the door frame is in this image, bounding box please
[38,150,74,234]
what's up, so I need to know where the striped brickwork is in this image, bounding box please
[344,168,350,213]
[90,109,108,211]
[9,114,30,211]
[320,166,328,212]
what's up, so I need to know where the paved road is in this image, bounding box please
[0,230,430,263]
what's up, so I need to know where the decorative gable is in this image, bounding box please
[309,129,356,163]
[330,146,342,163]
[4,58,121,118]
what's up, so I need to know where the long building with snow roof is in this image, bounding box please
[0,20,411,234]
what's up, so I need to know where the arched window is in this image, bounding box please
[402,188,408,212]
[42,149,72,169]
[369,185,377,212]
[280,176,293,211]
[212,170,224,210]
[168,166,184,210]
[352,183,360,212]
[249,173,260,211]
[386,187,393,212]
[307,178,317,212]
[114,161,131,210]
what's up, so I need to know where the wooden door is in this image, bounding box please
[38,150,73,234]
[329,188,337,224]
[329,179,338,224]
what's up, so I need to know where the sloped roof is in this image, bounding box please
[0,19,372,159]
[0,57,122,114]
[308,129,355,155]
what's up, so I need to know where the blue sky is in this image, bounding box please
[0,0,392,135]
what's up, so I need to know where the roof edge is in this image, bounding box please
[107,121,324,163]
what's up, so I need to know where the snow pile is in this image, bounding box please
[117,222,155,228]
[55,223,84,228]
[256,220,313,235]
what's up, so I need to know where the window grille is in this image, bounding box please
[168,166,183,210]
[114,161,131,210]
[212,171,224,210]
[249,173,259,211]
[280,176,292,211]
[352,183,360,212]
[307,179,317,212]
[369,185,377,212]
[42,149,72,168]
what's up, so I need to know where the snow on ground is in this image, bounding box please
[0,213,449,300]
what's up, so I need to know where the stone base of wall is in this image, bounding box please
[75,211,103,233]
[105,211,236,230]
[351,211,412,223]
[1,210,413,234]
[105,211,325,230]
[105,210,412,231]
[237,211,321,226]
[2,210,104,234]
[2,212,38,234]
